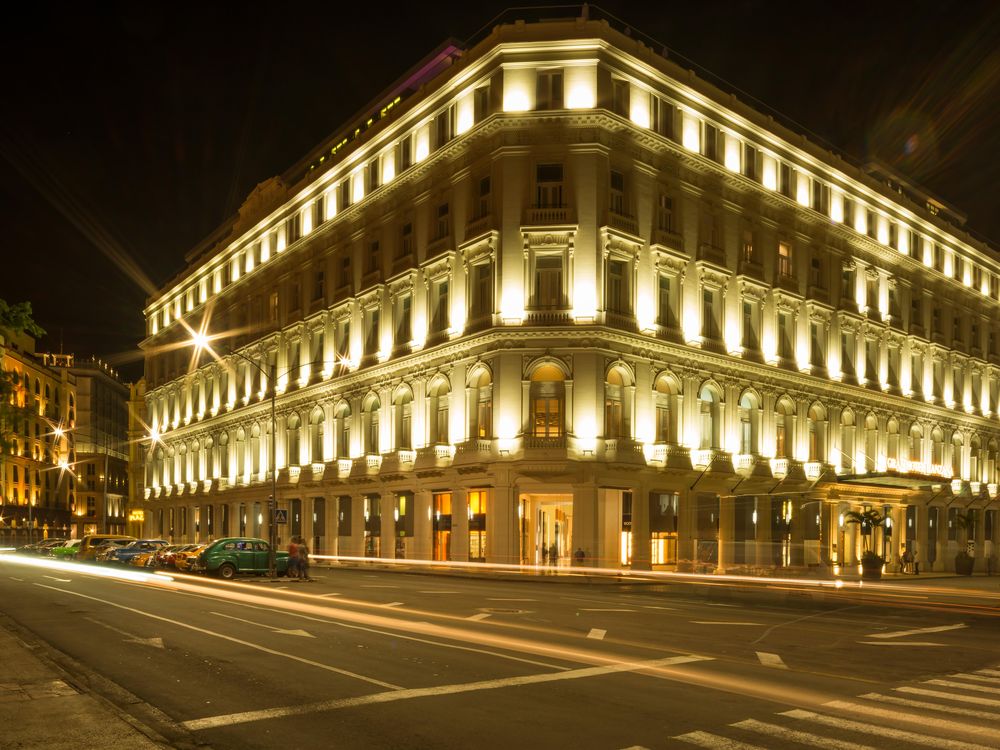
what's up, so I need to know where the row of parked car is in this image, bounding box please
[16,535,291,579]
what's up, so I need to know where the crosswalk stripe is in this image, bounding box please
[896,686,1000,707]
[826,699,1000,739]
[673,731,767,749]
[925,679,1000,695]
[733,719,874,749]
[781,708,991,750]
[949,673,1000,685]
[976,669,1000,677]
[858,693,1000,721]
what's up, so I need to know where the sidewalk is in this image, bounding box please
[0,615,167,750]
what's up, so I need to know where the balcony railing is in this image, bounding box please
[524,436,566,449]
[606,210,638,236]
[523,206,573,225]
[465,214,494,238]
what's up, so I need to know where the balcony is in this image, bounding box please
[465,214,494,239]
[524,309,572,325]
[523,206,573,226]
[337,458,353,478]
[605,311,637,332]
[651,227,684,254]
[605,210,638,237]
[427,234,451,258]
[455,439,493,464]
[697,242,726,267]
[524,436,566,449]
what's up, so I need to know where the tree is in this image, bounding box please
[844,508,887,562]
[0,299,46,339]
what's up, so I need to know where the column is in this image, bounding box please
[487,481,518,565]
[935,505,949,572]
[974,508,987,573]
[571,480,599,568]
[451,488,469,561]
[717,494,734,573]
[915,504,929,574]
[677,489,697,572]
[380,493,396,559]
[632,484,651,571]
[301,497,315,550]
[755,495,773,569]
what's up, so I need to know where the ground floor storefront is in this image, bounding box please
[141,463,1000,576]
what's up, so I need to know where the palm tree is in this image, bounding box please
[844,508,886,564]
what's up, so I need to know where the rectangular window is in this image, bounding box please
[778,242,793,278]
[841,331,855,376]
[473,85,490,122]
[477,176,491,219]
[535,69,563,109]
[701,288,718,340]
[432,279,450,332]
[809,257,822,288]
[313,271,325,301]
[336,318,350,360]
[810,322,824,367]
[742,229,755,264]
[367,157,380,192]
[339,180,351,211]
[339,256,351,290]
[743,143,757,180]
[396,294,411,345]
[398,135,412,171]
[612,79,629,117]
[435,202,450,241]
[911,353,922,392]
[471,263,493,319]
[610,170,625,215]
[434,106,454,149]
[657,194,674,233]
[703,123,719,162]
[651,96,673,139]
[367,241,380,276]
[778,312,793,359]
[742,300,758,350]
[658,275,676,328]
[400,222,413,258]
[534,255,563,309]
[606,259,627,314]
[536,164,563,208]
[269,291,279,322]
[865,339,878,381]
[364,308,379,356]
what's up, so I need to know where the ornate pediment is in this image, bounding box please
[232,177,288,240]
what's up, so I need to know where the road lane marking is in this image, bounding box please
[642,605,675,610]
[705,603,737,607]
[382,602,404,607]
[487,597,535,601]
[864,623,966,639]
[318,593,341,597]
[43,575,71,583]
[674,731,767,749]
[211,611,315,638]
[733,718,874,749]
[33,584,400,690]
[857,692,1000,720]
[419,590,460,594]
[182,654,711,730]
[781,708,991,750]
[755,652,787,669]
[951,673,1000,685]
[361,584,399,588]
[467,613,491,621]
[83,616,164,649]
[9,577,24,582]
[826,699,1000,738]
[977,669,1000,677]
[925,679,1000,695]
[617,746,651,750]
[586,628,606,640]
[580,608,635,612]
[895,686,1000,707]
[691,621,762,626]
[857,641,945,646]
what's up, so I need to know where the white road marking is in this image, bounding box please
[705,603,737,607]
[487,597,535,601]
[381,601,404,607]
[925,679,1000,695]
[34,584,400,689]
[857,641,945,646]
[896,686,1000,707]
[781,708,991,750]
[642,605,676,610]
[691,621,762,626]
[952,673,1000,685]
[182,654,711,730]
[466,613,491,621]
[674,730,767,749]
[864,623,966,639]
[734,718,875,749]
[83,616,164,649]
[361,584,399,588]
[318,592,341,597]
[755,652,787,669]
[419,590,460,594]
[211,611,315,638]
[826,699,1000,739]
[977,669,1000,677]
[580,608,635,612]
[43,575,71,583]
[617,746,651,750]
[857,692,1000,721]
[9,577,24,582]
[586,628,606,640]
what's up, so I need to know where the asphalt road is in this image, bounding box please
[1,558,999,750]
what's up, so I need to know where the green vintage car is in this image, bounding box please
[189,538,289,579]
[49,540,83,560]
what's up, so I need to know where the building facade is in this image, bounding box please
[140,12,1000,574]
[0,330,77,544]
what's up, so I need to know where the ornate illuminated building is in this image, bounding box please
[0,329,77,544]
[140,10,1000,573]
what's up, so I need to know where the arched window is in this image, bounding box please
[605,367,629,439]
[363,396,380,455]
[698,384,722,450]
[863,414,878,472]
[738,392,759,455]
[774,397,795,459]
[970,436,982,482]
[931,427,945,466]
[952,433,964,478]
[219,432,229,478]
[178,444,187,483]
[886,418,899,467]
[394,387,413,450]
[250,423,261,475]
[840,409,855,471]
[808,404,827,461]
[468,369,492,439]
[285,414,301,467]
[428,377,450,445]
[530,364,565,438]
[335,403,351,458]
[654,374,680,444]
[989,439,999,484]
[909,424,923,464]
[310,407,325,463]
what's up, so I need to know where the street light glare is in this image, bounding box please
[191,331,209,351]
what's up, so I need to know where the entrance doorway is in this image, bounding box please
[524,494,573,567]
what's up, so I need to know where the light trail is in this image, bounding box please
[0,554,173,585]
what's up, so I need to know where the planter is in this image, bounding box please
[861,559,883,580]
[954,554,975,576]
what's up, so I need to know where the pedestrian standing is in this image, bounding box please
[298,537,312,581]
[286,537,300,578]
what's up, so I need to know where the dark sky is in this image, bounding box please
[2,1,998,380]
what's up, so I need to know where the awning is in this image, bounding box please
[834,472,947,491]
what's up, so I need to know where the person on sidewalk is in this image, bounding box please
[574,547,585,566]
[286,537,300,578]
[297,537,313,581]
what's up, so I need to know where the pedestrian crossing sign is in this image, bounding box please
[272,508,288,524]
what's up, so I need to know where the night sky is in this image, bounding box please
[2,1,998,381]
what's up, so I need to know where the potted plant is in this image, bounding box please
[844,508,887,580]
[954,511,976,576]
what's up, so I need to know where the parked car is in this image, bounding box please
[95,539,138,563]
[49,540,83,560]
[153,544,195,569]
[77,535,136,561]
[17,539,67,555]
[103,539,169,565]
[174,544,211,572]
[190,538,290,579]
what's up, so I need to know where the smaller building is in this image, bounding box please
[0,329,76,544]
